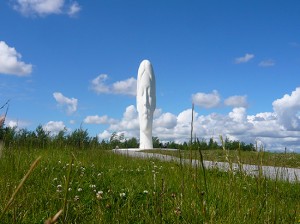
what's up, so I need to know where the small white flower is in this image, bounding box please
[56,184,62,192]
[120,192,126,198]
[96,191,103,200]
[143,190,148,194]
[89,184,96,189]
[77,188,83,192]
[74,195,80,201]
[53,178,58,181]
[68,188,72,191]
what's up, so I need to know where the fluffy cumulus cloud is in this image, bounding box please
[192,90,221,108]
[224,95,248,108]
[90,74,137,96]
[0,41,32,76]
[5,119,30,129]
[234,53,254,64]
[53,92,78,115]
[154,112,177,129]
[84,115,115,125]
[43,121,66,135]
[112,78,137,96]
[13,0,81,17]
[95,87,300,152]
[229,107,247,122]
[272,87,300,131]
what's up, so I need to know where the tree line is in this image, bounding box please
[0,125,256,151]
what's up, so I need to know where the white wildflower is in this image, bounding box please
[120,192,126,198]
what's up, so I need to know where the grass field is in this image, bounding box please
[0,147,299,223]
[143,148,300,169]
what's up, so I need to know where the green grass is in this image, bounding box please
[0,147,299,223]
[143,149,300,168]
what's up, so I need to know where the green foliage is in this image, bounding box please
[1,124,258,152]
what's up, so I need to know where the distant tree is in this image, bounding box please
[125,137,139,148]
[152,136,160,148]
[53,129,67,148]
[90,135,100,149]
[1,126,17,147]
[100,139,110,150]
[68,128,90,149]
[208,137,219,150]
[35,125,50,148]
[109,132,124,149]
[164,141,180,149]
[197,138,208,150]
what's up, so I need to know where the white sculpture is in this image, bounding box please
[137,60,156,149]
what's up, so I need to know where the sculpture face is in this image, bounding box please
[137,60,156,149]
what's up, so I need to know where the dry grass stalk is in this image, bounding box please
[0,156,41,220]
[44,209,63,224]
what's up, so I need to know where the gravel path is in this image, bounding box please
[113,149,300,182]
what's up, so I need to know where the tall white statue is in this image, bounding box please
[137,60,156,149]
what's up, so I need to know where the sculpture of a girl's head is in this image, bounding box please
[137,60,156,149]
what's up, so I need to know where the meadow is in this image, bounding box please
[144,148,300,168]
[0,146,299,224]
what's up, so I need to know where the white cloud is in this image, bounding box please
[94,87,300,152]
[272,87,300,131]
[154,112,177,129]
[68,2,81,16]
[224,95,248,107]
[84,115,115,124]
[90,74,137,96]
[112,77,137,96]
[229,107,247,122]
[177,109,196,125]
[53,92,78,115]
[192,90,221,108]
[0,41,32,76]
[43,121,65,135]
[105,105,139,138]
[90,74,110,94]
[7,120,18,128]
[259,59,275,67]
[13,0,81,17]
[98,130,112,140]
[234,53,254,64]
[5,118,30,129]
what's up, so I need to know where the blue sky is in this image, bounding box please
[1,0,300,152]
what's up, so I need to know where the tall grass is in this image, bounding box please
[146,148,300,168]
[0,146,299,223]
